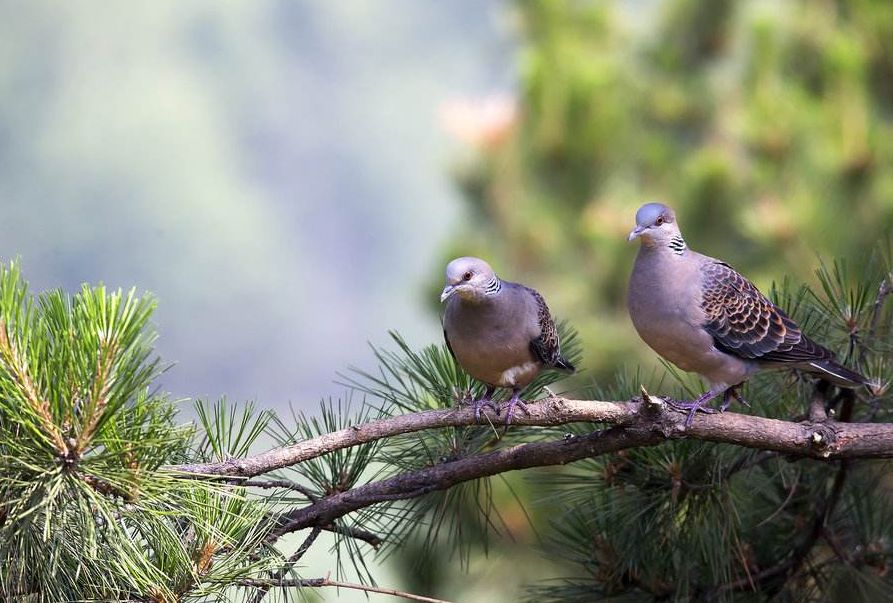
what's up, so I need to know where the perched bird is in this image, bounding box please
[627,202,868,425]
[440,256,575,424]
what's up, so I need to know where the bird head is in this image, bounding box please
[628,202,682,247]
[440,257,498,303]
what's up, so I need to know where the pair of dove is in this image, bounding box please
[441,202,868,426]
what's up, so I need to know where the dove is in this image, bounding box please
[440,257,575,425]
[627,202,867,425]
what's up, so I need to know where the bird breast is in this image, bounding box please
[628,251,713,370]
[627,249,755,387]
[444,293,541,388]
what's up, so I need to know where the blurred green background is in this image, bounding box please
[3,0,893,601]
[0,0,512,408]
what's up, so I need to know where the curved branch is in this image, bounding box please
[269,422,660,541]
[170,395,893,480]
[265,396,893,542]
[170,398,634,477]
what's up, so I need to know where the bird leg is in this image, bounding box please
[500,388,528,426]
[472,386,499,422]
[667,390,721,427]
[719,386,750,412]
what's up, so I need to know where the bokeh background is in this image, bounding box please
[2,0,893,601]
[0,0,513,407]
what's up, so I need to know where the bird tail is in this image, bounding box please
[807,359,868,389]
[553,356,576,374]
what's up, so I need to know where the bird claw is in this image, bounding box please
[500,390,529,426]
[719,387,750,412]
[666,393,720,427]
[472,398,499,422]
[501,399,529,426]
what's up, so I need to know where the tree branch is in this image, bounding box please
[256,396,893,543]
[240,478,318,500]
[170,396,893,481]
[170,398,635,477]
[322,522,384,548]
[268,422,661,541]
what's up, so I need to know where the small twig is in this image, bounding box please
[639,385,652,405]
[822,529,853,564]
[240,479,318,501]
[241,576,454,603]
[721,450,779,481]
[250,526,322,603]
[323,523,384,548]
[771,386,853,596]
[755,478,798,528]
[868,273,892,341]
[808,382,829,422]
[714,559,796,595]
[638,385,664,414]
[75,337,119,455]
[77,471,135,502]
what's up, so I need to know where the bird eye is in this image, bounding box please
[463,271,473,281]
[655,216,665,226]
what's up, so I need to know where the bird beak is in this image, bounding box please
[627,226,645,241]
[440,284,457,303]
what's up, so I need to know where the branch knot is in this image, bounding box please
[806,423,838,458]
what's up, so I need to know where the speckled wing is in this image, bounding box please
[699,261,834,363]
[525,286,575,372]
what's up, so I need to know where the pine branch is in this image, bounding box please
[868,272,892,339]
[171,395,893,482]
[240,576,454,603]
[74,336,119,455]
[322,523,383,548]
[170,398,634,477]
[0,319,68,455]
[267,421,661,542]
[260,400,887,544]
[767,390,857,595]
[240,478,318,500]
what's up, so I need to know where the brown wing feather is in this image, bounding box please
[524,286,574,371]
[700,261,835,363]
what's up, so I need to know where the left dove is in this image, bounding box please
[440,257,575,425]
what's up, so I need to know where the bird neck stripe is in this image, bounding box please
[668,235,687,255]
[484,276,502,295]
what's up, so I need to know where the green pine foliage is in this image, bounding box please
[0,262,277,602]
[0,251,889,602]
[3,3,893,600]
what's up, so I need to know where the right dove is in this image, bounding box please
[627,202,868,425]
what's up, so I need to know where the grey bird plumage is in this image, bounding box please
[627,202,868,424]
[440,256,574,424]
